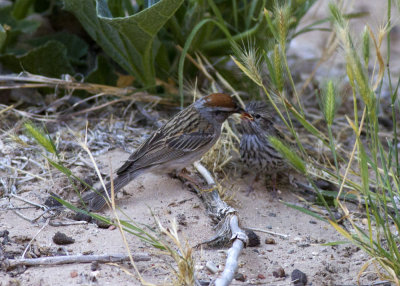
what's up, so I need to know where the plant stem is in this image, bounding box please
[201,20,262,52]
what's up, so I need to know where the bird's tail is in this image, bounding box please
[80,174,133,211]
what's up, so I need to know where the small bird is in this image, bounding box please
[239,101,288,195]
[82,93,243,211]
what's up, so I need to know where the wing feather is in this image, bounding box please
[117,127,216,176]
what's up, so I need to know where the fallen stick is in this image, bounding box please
[193,162,248,286]
[246,227,289,239]
[2,253,150,271]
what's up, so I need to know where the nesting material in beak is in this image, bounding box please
[240,112,254,121]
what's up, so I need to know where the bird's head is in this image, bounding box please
[240,101,274,134]
[195,93,244,124]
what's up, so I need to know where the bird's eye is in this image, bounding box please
[254,114,261,119]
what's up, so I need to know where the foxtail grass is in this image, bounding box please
[232,1,400,282]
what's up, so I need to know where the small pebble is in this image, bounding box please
[53,232,75,245]
[266,226,272,229]
[245,229,260,247]
[265,238,276,244]
[91,261,99,271]
[287,249,295,254]
[268,212,276,217]
[44,193,63,208]
[234,272,246,282]
[272,267,285,278]
[72,212,92,223]
[333,211,342,221]
[205,261,218,274]
[70,270,78,278]
[257,274,265,279]
[176,214,187,226]
[309,220,317,224]
[90,270,99,282]
[95,219,111,229]
[291,269,307,286]
[315,179,335,190]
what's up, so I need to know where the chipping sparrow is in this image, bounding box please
[239,101,288,194]
[82,93,243,211]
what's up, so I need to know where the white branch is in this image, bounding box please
[194,161,215,185]
[193,161,248,286]
[215,215,246,286]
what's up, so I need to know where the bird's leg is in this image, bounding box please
[288,174,298,188]
[268,172,280,199]
[175,168,204,189]
[245,172,259,196]
[271,173,277,192]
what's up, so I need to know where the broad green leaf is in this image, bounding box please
[63,0,184,87]
[27,32,89,64]
[0,41,74,77]
[12,0,35,20]
[86,54,118,85]
[0,4,40,51]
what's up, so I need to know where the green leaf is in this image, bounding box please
[282,201,327,222]
[63,0,183,87]
[12,0,35,20]
[47,158,72,176]
[0,41,74,77]
[269,136,306,174]
[52,196,165,249]
[320,240,349,246]
[86,54,118,85]
[0,4,40,51]
[27,32,89,64]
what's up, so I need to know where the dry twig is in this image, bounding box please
[2,253,150,271]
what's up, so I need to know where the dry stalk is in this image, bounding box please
[2,253,150,271]
[0,72,163,103]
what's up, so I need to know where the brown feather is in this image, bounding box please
[203,93,236,109]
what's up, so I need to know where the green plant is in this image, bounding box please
[232,0,400,282]
[0,0,317,109]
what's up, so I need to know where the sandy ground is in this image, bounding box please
[1,1,398,286]
[0,148,374,285]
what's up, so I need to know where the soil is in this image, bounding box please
[0,1,398,286]
[0,148,372,286]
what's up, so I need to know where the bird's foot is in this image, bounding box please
[288,174,298,188]
[268,173,281,199]
[175,168,204,190]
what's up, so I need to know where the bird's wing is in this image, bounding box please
[116,129,216,176]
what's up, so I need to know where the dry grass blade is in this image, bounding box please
[155,218,195,286]
[0,72,168,104]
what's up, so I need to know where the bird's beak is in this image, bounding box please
[240,112,253,121]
